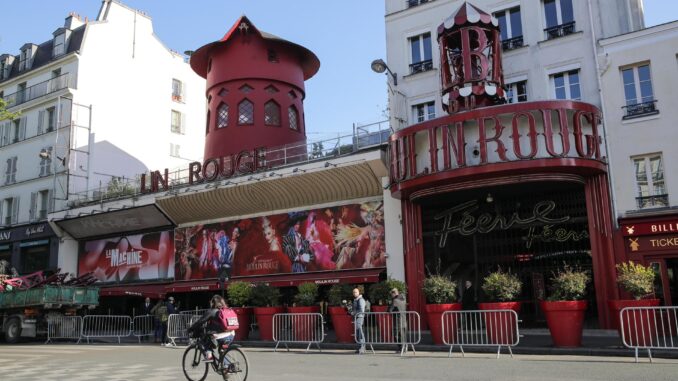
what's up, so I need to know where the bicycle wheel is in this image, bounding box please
[182,344,209,381]
[219,347,249,381]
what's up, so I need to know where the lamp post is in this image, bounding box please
[370,59,397,86]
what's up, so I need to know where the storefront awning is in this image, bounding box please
[99,282,169,298]
[165,279,222,293]
[54,204,175,239]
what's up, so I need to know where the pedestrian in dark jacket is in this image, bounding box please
[351,288,366,354]
[460,280,476,310]
[388,288,407,353]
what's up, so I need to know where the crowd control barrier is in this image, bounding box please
[180,309,209,317]
[355,311,421,356]
[272,313,325,352]
[441,310,520,358]
[45,315,83,344]
[166,313,199,346]
[620,306,678,363]
[81,315,133,344]
[132,314,155,343]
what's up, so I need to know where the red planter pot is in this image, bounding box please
[540,300,587,347]
[287,306,321,341]
[232,307,252,341]
[425,303,462,345]
[371,305,393,342]
[478,302,522,345]
[328,306,353,343]
[608,299,660,346]
[253,306,285,341]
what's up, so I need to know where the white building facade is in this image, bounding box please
[0,0,205,275]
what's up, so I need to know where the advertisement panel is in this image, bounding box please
[174,201,385,280]
[79,231,175,283]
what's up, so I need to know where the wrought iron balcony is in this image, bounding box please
[623,100,659,120]
[407,0,431,8]
[636,194,669,209]
[544,21,576,40]
[2,73,70,109]
[501,36,524,51]
[409,59,433,74]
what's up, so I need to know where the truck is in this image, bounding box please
[0,271,99,343]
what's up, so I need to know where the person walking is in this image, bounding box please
[351,288,366,354]
[460,280,476,310]
[388,288,407,353]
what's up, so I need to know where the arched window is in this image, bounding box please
[288,105,299,131]
[238,99,254,125]
[217,103,229,128]
[205,110,210,134]
[264,100,280,126]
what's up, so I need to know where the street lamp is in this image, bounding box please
[371,58,397,86]
[38,148,66,166]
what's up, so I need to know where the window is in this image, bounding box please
[170,143,181,158]
[46,107,56,132]
[412,101,435,123]
[238,99,254,125]
[171,110,182,134]
[217,103,229,128]
[407,0,431,8]
[205,110,211,134]
[2,197,18,226]
[409,33,433,74]
[172,79,183,102]
[218,88,228,97]
[0,61,7,80]
[506,80,528,103]
[5,157,17,184]
[264,100,280,126]
[12,119,20,143]
[40,147,52,177]
[622,64,657,119]
[288,106,299,131]
[239,84,253,94]
[495,7,524,50]
[551,70,580,100]
[53,33,66,57]
[31,190,51,221]
[543,0,575,39]
[19,50,27,71]
[17,82,27,104]
[267,49,278,63]
[634,155,668,209]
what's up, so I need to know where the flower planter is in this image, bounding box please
[371,305,393,342]
[425,303,462,345]
[608,299,660,346]
[540,300,587,347]
[478,302,521,345]
[328,306,353,343]
[232,307,252,341]
[253,306,285,341]
[287,306,321,341]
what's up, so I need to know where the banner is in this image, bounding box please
[174,201,386,280]
[79,231,175,283]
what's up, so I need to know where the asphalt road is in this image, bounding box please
[0,344,676,381]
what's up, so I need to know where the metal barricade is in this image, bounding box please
[180,309,209,316]
[272,313,325,352]
[441,310,520,358]
[81,315,133,344]
[620,306,678,363]
[45,315,83,344]
[132,314,156,343]
[166,313,199,346]
[355,311,421,356]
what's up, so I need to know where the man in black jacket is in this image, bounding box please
[388,288,407,353]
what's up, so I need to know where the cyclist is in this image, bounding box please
[187,295,237,361]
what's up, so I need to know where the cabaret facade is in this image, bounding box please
[388,3,618,328]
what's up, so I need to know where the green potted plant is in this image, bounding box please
[368,278,407,341]
[479,269,522,345]
[327,284,355,343]
[288,282,320,341]
[250,283,283,341]
[227,281,253,340]
[539,267,590,347]
[608,261,659,345]
[422,275,459,345]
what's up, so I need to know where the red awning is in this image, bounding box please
[99,283,169,298]
[165,280,221,293]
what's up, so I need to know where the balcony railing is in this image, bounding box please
[410,59,433,74]
[407,0,431,8]
[623,100,659,120]
[2,73,70,109]
[544,21,576,40]
[636,194,669,209]
[501,36,524,51]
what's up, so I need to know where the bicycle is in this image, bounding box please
[182,327,249,381]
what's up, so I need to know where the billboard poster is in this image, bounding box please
[174,201,385,280]
[79,231,175,283]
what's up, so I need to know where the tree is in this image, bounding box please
[0,98,20,121]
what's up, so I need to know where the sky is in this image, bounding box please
[0,1,676,143]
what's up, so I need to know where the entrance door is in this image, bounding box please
[666,259,678,305]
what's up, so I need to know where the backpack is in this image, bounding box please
[157,304,169,322]
[218,308,239,330]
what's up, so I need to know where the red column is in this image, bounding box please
[401,199,428,328]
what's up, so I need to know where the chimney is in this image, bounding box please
[65,12,85,30]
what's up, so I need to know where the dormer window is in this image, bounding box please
[53,33,66,57]
[19,50,27,71]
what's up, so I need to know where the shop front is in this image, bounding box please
[0,222,59,276]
